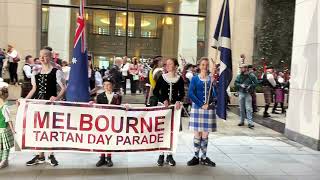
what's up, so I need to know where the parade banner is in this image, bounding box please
[15,100,181,153]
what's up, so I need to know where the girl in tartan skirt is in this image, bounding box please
[187,57,216,167]
[0,85,15,169]
[153,58,185,166]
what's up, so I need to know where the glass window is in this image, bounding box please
[128,0,207,16]
[87,0,127,9]
[141,14,159,38]
[42,0,80,6]
[127,13,205,62]
[42,0,127,9]
[92,11,110,35]
[115,12,134,37]
[41,6,49,32]
[93,56,109,69]
[197,17,205,41]
[41,0,207,65]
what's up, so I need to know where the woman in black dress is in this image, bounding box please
[153,58,185,166]
[24,48,66,167]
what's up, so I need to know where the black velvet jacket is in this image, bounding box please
[153,74,185,104]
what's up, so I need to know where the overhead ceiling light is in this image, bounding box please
[100,18,110,24]
[164,17,173,25]
[122,12,127,16]
[141,20,151,27]
[42,7,49,12]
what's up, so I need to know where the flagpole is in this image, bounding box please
[207,0,228,105]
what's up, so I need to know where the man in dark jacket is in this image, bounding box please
[108,61,123,93]
[234,64,259,129]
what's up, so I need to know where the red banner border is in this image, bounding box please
[21,100,175,152]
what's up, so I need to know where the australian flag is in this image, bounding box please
[212,0,232,120]
[66,0,90,102]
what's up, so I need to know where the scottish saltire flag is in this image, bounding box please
[66,0,90,102]
[212,0,232,120]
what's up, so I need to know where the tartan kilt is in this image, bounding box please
[0,128,14,150]
[189,104,217,132]
[263,86,273,104]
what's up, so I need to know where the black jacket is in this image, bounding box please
[153,74,185,104]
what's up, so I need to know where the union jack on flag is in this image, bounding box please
[66,0,90,102]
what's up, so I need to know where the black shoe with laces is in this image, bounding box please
[157,155,165,166]
[96,156,106,167]
[187,156,200,166]
[26,155,45,166]
[48,155,59,166]
[238,122,245,126]
[263,113,271,118]
[200,157,216,167]
[106,156,113,167]
[248,124,255,129]
[166,155,176,166]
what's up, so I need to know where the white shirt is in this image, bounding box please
[62,66,71,81]
[7,50,18,63]
[23,64,33,79]
[105,92,114,104]
[278,77,285,84]
[1,105,10,122]
[267,73,277,87]
[186,71,194,81]
[88,69,103,93]
[120,63,130,77]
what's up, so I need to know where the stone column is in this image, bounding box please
[285,0,320,150]
[177,0,199,64]
[0,0,40,80]
[48,0,71,61]
[206,0,256,79]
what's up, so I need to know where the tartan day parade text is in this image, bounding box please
[15,100,181,153]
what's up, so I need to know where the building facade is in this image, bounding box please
[0,0,256,79]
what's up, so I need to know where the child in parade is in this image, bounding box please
[0,85,15,169]
[24,48,66,166]
[187,57,216,167]
[92,78,122,167]
[153,58,185,166]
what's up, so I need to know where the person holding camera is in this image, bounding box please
[234,64,259,129]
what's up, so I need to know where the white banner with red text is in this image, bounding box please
[15,100,181,153]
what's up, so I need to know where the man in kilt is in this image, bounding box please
[187,57,216,167]
[262,66,276,118]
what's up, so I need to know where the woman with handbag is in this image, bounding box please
[129,57,140,94]
[7,45,20,85]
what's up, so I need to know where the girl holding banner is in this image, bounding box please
[187,57,217,167]
[93,78,122,167]
[153,58,185,166]
[24,48,66,167]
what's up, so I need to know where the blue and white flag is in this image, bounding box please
[212,0,232,120]
[66,0,90,102]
